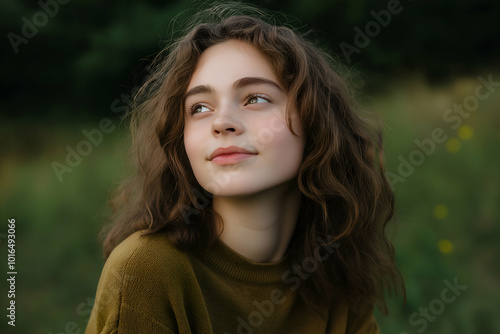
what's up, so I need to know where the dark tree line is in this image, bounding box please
[2,0,499,119]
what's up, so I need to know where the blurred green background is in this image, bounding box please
[1,0,499,333]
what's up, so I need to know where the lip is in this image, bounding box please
[209,146,257,165]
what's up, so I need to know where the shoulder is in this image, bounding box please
[87,231,191,332]
[103,230,192,286]
[96,230,195,302]
[108,230,188,267]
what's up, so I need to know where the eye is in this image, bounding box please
[190,104,210,115]
[247,95,270,105]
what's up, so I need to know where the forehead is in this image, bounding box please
[187,39,278,90]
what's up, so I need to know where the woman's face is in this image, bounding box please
[183,39,305,197]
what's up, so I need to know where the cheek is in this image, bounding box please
[183,125,203,165]
[274,132,304,167]
[258,116,304,168]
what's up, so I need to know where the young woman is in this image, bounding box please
[86,3,404,334]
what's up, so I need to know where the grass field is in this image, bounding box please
[1,75,499,333]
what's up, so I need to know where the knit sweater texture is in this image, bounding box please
[85,231,379,333]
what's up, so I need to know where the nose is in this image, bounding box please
[211,104,243,136]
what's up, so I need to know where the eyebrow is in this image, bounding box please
[184,76,283,100]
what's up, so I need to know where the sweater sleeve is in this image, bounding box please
[85,235,177,334]
[85,248,127,334]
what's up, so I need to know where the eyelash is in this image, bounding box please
[188,103,208,115]
[246,93,271,105]
[188,93,271,115]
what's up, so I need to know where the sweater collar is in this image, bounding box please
[201,237,292,284]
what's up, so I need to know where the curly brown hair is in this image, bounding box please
[100,2,405,316]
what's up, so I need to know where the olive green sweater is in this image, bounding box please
[85,231,379,333]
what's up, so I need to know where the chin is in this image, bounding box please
[204,183,264,198]
[204,178,297,198]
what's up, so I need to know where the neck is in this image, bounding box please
[212,180,301,263]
